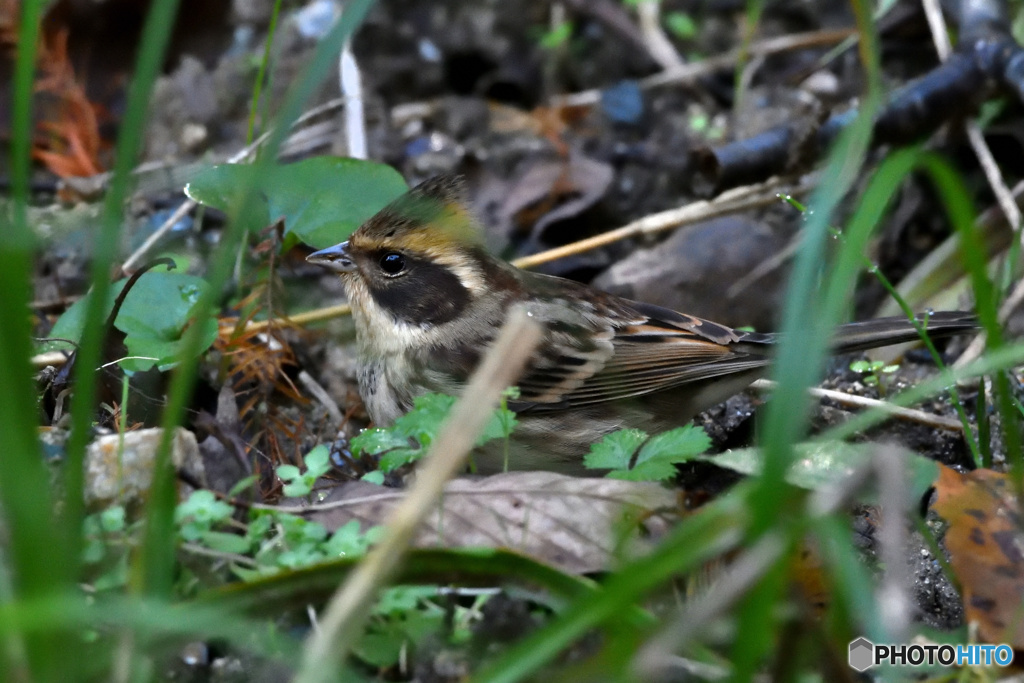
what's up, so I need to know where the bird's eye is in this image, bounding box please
[378,252,406,276]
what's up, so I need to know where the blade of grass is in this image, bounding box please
[246,0,285,145]
[754,0,883,518]
[0,594,300,668]
[201,548,654,624]
[916,153,1022,477]
[818,341,1024,441]
[782,192,981,463]
[136,0,377,599]
[471,485,750,683]
[296,308,542,683]
[62,0,183,590]
[0,1,74,680]
[734,1,883,675]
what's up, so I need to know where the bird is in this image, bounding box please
[307,175,977,473]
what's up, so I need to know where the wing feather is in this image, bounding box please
[513,278,774,409]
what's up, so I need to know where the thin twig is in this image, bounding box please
[634,0,684,70]
[214,176,811,335]
[298,370,343,424]
[293,308,543,683]
[750,379,965,431]
[555,29,853,107]
[513,175,809,269]
[120,96,354,274]
[339,39,366,159]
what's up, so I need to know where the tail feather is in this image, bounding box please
[829,311,978,355]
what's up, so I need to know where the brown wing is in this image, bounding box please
[513,276,775,410]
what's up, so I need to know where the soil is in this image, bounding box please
[9,0,1024,679]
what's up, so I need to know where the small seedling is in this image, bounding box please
[276,444,332,497]
[849,358,899,392]
[350,391,518,475]
[583,424,711,481]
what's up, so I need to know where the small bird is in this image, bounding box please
[307,175,976,473]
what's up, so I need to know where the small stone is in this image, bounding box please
[180,123,209,153]
[801,70,840,99]
[592,216,787,329]
[85,427,204,507]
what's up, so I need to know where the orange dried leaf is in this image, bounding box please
[32,25,106,178]
[932,464,1024,648]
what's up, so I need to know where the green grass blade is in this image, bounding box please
[755,8,882,518]
[735,1,884,675]
[61,0,183,590]
[471,487,750,683]
[819,341,1024,441]
[136,0,378,599]
[246,0,285,144]
[1,1,74,679]
[916,153,1022,473]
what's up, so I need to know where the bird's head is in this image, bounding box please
[307,175,514,331]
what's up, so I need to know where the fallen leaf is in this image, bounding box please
[299,471,678,574]
[496,154,614,245]
[931,464,1024,648]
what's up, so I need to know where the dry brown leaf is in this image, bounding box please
[496,154,615,244]
[932,464,1024,648]
[301,471,678,574]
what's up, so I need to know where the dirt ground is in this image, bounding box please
[10,0,1024,678]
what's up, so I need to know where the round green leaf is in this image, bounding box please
[185,157,408,248]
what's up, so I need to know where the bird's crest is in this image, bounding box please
[351,174,483,254]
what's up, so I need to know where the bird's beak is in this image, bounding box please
[307,241,356,272]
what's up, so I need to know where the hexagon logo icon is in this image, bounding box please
[849,637,875,672]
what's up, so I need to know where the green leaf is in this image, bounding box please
[586,425,710,481]
[375,585,438,615]
[393,393,456,444]
[99,506,127,533]
[378,447,423,473]
[616,424,711,481]
[351,427,409,457]
[282,480,312,498]
[303,444,331,477]
[704,442,939,501]
[278,546,325,570]
[83,538,105,565]
[275,464,301,481]
[478,405,518,444]
[607,458,677,482]
[176,490,234,524]
[361,470,385,485]
[354,627,405,668]
[299,521,329,544]
[46,270,219,372]
[583,429,647,471]
[44,282,123,353]
[636,425,711,467]
[200,530,251,555]
[665,11,697,39]
[185,157,408,248]
[324,520,375,558]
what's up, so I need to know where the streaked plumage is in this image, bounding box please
[308,175,977,473]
